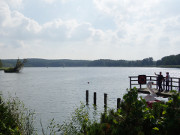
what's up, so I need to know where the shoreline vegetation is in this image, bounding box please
[1,88,179,135]
[0,59,27,73]
[0,54,180,68]
[3,59,27,73]
[0,92,35,134]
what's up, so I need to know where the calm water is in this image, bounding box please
[0,67,180,131]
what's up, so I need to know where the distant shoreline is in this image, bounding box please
[1,53,180,68]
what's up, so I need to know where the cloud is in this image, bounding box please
[6,0,23,9]
[43,0,56,4]
[1,0,180,60]
[0,1,95,48]
[43,0,72,4]
[0,2,42,44]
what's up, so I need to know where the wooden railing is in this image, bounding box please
[129,75,180,92]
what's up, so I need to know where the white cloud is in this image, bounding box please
[43,0,72,4]
[6,0,23,9]
[43,0,56,4]
[0,1,94,47]
[1,0,180,60]
[93,0,180,47]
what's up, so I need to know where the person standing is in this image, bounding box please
[165,72,170,92]
[155,72,164,92]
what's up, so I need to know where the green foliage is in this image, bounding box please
[0,93,36,135]
[57,103,91,135]
[0,59,3,67]
[4,67,16,72]
[4,59,27,73]
[3,54,180,67]
[157,54,180,66]
[52,88,180,135]
[1,57,155,67]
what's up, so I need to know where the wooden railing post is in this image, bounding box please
[163,80,165,90]
[171,78,173,90]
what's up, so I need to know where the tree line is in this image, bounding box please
[0,54,180,67]
[0,57,154,67]
[156,54,180,66]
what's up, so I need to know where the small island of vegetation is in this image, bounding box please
[3,59,27,73]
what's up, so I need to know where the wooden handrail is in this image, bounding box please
[129,75,180,92]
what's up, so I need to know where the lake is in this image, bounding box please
[0,67,180,132]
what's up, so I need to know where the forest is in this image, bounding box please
[0,54,180,67]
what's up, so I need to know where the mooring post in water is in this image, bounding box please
[93,92,96,106]
[104,93,107,108]
[129,77,132,89]
[117,98,121,109]
[171,78,173,90]
[86,90,89,105]
[179,78,180,92]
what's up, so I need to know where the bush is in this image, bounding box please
[0,93,36,135]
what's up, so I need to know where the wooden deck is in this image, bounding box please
[138,88,173,98]
[129,75,180,98]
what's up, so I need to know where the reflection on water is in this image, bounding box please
[0,67,180,131]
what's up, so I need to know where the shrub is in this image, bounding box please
[0,93,36,135]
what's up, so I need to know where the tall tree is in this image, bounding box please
[0,59,3,67]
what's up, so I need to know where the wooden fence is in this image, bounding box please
[129,75,180,92]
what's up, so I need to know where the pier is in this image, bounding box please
[129,75,180,97]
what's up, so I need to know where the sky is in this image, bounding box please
[0,0,180,60]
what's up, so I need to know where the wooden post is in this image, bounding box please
[93,92,96,105]
[171,78,173,90]
[117,98,121,109]
[130,77,132,89]
[104,93,107,108]
[179,78,180,92]
[86,90,89,105]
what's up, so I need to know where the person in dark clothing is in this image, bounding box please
[155,72,164,92]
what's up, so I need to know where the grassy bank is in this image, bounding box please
[0,67,10,71]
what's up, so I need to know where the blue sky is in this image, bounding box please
[0,0,180,60]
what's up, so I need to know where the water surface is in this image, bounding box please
[0,67,180,131]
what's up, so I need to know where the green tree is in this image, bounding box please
[0,59,3,67]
